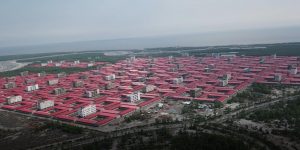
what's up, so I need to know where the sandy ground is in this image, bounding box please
[104,51,131,56]
[0,60,29,72]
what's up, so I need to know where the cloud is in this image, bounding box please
[0,0,300,47]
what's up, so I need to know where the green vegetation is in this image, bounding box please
[113,127,259,150]
[248,99,300,122]
[252,83,271,94]
[170,131,251,150]
[181,101,201,114]
[80,139,112,150]
[228,83,271,104]
[0,66,97,77]
[214,101,224,108]
[124,111,151,123]
[145,42,300,56]
[17,52,126,63]
[246,98,300,138]
[228,91,263,103]
[0,52,69,61]
[36,121,83,134]
[190,43,300,56]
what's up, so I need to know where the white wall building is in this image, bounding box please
[74,60,80,64]
[87,63,94,67]
[172,77,183,84]
[219,79,229,87]
[274,74,282,81]
[6,95,22,104]
[78,105,97,117]
[143,85,156,93]
[26,84,39,92]
[223,74,231,80]
[126,92,141,103]
[48,79,59,85]
[37,100,54,110]
[85,89,100,98]
[105,74,116,81]
[3,82,16,89]
[41,63,48,67]
[55,63,61,67]
[289,68,298,75]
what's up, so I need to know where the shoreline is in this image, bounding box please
[0,60,29,72]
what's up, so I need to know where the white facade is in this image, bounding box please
[143,85,156,93]
[26,84,39,92]
[244,68,251,73]
[289,68,298,75]
[55,63,61,67]
[74,60,80,64]
[274,74,282,81]
[41,63,48,66]
[85,89,100,98]
[130,56,136,61]
[78,105,97,117]
[172,77,183,84]
[126,92,141,103]
[87,63,94,67]
[37,100,54,110]
[105,74,116,81]
[37,72,46,77]
[6,95,22,104]
[57,72,66,78]
[208,64,215,69]
[219,79,228,87]
[223,74,231,80]
[48,79,59,85]
[3,82,16,89]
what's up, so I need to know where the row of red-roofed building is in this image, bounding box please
[1,55,300,126]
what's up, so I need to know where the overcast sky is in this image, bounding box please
[1,0,300,47]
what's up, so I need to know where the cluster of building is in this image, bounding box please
[1,55,300,127]
[33,60,107,68]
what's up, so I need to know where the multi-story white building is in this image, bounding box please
[172,77,183,84]
[125,92,141,103]
[6,95,22,104]
[208,64,215,69]
[143,85,156,93]
[243,68,251,73]
[73,80,84,87]
[223,74,231,80]
[274,74,282,82]
[219,79,229,87]
[48,79,59,85]
[37,72,46,77]
[3,82,16,89]
[37,100,54,110]
[74,60,80,64]
[105,74,116,81]
[78,105,97,117]
[41,63,48,67]
[26,84,39,92]
[85,89,100,98]
[289,67,298,75]
[55,63,62,67]
[57,72,66,78]
[53,88,66,95]
[87,63,94,67]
